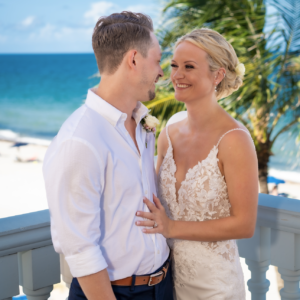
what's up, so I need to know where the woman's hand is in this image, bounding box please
[136,194,173,238]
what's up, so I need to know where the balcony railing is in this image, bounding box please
[1,193,300,300]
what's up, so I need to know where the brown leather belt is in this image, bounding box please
[111,258,170,287]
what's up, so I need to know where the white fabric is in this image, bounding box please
[167,111,187,126]
[158,126,247,300]
[43,88,169,279]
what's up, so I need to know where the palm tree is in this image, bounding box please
[147,0,300,193]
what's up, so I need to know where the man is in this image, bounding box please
[43,11,173,300]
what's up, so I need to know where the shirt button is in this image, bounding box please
[145,190,148,195]
[157,250,160,254]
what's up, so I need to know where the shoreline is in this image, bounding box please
[0,138,299,218]
[0,129,52,146]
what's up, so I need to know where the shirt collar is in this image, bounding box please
[132,101,149,124]
[85,88,148,127]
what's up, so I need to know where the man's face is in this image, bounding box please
[139,32,163,102]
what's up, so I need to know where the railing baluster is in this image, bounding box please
[246,259,270,300]
[22,286,53,300]
[278,268,300,299]
[0,254,19,300]
[19,245,60,300]
[60,253,72,290]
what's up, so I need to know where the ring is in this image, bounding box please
[153,221,158,228]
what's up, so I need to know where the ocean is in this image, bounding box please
[0,54,99,140]
[0,53,299,181]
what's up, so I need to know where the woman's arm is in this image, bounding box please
[136,130,258,241]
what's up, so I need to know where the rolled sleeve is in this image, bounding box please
[65,246,108,278]
[43,138,106,277]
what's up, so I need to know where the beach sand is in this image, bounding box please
[1,139,297,299]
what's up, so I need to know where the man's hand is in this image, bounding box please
[77,268,116,300]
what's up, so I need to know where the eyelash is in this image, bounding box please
[170,64,194,69]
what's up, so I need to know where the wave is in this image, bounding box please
[0,129,52,146]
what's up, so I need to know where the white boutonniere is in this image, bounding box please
[141,112,160,148]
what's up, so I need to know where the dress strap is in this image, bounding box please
[216,128,251,148]
[165,126,172,148]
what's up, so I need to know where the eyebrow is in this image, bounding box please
[171,59,198,65]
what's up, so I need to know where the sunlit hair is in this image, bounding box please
[175,28,243,99]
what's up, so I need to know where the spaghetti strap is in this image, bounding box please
[216,128,251,148]
[165,126,172,148]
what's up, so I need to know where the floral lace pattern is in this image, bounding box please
[158,126,248,295]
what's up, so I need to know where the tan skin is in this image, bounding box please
[136,41,258,243]
[77,32,163,300]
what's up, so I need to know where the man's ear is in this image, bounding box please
[127,50,138,70]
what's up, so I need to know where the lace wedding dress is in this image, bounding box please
[158,126,247,300]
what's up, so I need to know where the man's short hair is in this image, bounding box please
[92,11,154,75]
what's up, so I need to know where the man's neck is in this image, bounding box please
[96,78,139,123]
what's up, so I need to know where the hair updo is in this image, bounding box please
[175,28,243,99]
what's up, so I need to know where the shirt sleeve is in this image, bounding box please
[43,138,107,277]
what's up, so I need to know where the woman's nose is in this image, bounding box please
[173,68,184,80]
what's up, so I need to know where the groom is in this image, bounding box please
[43,11,173,300]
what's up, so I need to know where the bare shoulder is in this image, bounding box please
[158,120,183,157]
[218,121,256,161]
[167,119,185,140]
[157,127,169,157]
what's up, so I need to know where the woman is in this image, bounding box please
[136,28,258,299]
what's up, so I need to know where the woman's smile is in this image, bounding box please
[175,83,191,90]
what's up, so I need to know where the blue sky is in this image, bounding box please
[0,0,163,53]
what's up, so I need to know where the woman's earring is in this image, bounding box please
[215,82,218,92]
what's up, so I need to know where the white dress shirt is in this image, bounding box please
[43,89,169,280]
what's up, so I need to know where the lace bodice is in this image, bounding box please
[157,127,249,293]
[158,127,250,223]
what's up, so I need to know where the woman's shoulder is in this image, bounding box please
[217,119,255,159]
[158,112,187,156]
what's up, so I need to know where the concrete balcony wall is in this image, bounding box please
[238,193,300,300]
[1,194,300,300]
[0,210,60,300]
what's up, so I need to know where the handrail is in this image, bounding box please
[0,210,52,257]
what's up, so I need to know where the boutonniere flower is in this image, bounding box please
[141,112,160,148]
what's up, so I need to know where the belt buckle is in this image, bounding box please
[148,270,164,286]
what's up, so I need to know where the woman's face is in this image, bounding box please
[171,41,216,103]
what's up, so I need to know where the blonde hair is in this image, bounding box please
[175,28,243,99]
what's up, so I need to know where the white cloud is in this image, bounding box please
[0,34,7,43]
[21,16,35,27]
[84,2,118,24]
[124,4,161,28]
[125,4,155,14]
[29,23,92,42]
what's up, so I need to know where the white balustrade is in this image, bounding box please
[1,194,300,300]
[0,211,60,300]
[238,193,300,299]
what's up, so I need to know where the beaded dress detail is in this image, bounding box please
[158,127,247,300]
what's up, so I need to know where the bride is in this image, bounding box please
[136,28,258,299]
